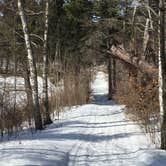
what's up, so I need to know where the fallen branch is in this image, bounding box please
[108,45,157,75]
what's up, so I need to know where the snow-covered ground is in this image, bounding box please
[0,76,57,105]
[0,71,166,166]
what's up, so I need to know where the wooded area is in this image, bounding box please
[0,0,166,151]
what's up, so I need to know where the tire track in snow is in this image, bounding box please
[67,109,97,166]
[66,71,157,166]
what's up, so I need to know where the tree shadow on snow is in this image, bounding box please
[1,147,70,166]
[92,94,116,105]
[16,129,143,143]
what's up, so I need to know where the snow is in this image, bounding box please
[0,71,166,166]
[0,76,57,105]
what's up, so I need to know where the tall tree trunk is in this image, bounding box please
[107,38,113,100]
[108,57,113,100]
[131,6,137,56]
[17,0,43,130]
[159,0,166,149]
[24,68,33,126]
[43,0,52,125]
[113,58,116,92]
[54,40,60,64]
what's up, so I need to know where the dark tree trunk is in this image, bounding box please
[108,57,113,100]
[43,0,52,125]
[24,69,33,126]
[113,58,116,93]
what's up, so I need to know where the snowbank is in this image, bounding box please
[0,76,57,106]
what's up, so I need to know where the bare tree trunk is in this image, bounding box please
[108,57,116,97]
[143,18,150,54]
[107,38,113,100]
[17,0,43,130]
[113,58,116,92]
[12,18,17,119]
[43,0,52,125]
[131,6,137,56]
[159,0,166,149]
[108,57,113,100]
[123,0,127,32]
[24,68,33,126]
[54,40,60,64]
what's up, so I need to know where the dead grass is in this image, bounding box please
[114,73,160,144]
[0,66,93,138]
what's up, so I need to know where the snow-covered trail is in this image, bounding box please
[0,71,166,166]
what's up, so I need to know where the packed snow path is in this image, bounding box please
[1,71,166,166]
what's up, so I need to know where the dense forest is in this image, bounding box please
[0,1,166,164]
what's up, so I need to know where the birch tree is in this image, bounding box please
[17,0,43,130]
[43,0,52,125]
[158,0,166,149]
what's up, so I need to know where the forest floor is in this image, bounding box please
[0,71,166,166]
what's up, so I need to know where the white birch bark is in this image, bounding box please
[143,18,150,53]
[159,0,166,149]
[158,9,163,122]
[17,0,43,130]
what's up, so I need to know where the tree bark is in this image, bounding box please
[159,0,166,149]
[24,69,33,126]
[113,58,116,92]
[108,45,157,75]
[108,57,113,100]
[43,0,52,125]
[17,0,43,130]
